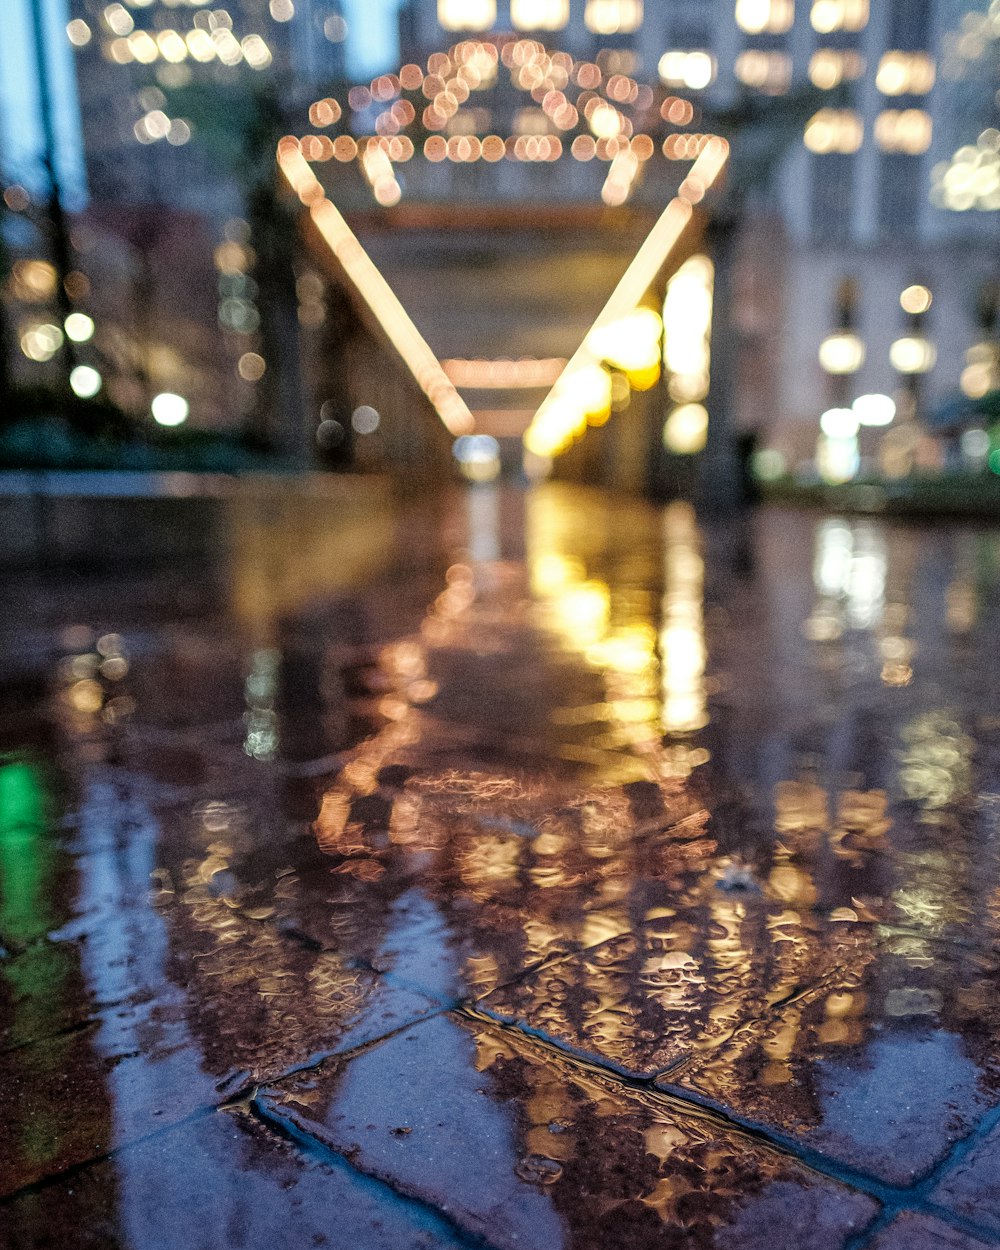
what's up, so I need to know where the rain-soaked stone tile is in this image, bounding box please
[665,931,1000,1185]
[479,904,861,1079]
[866,1212,999,1249]
[931,1118,1000,1235]
[0,1109,471,1250]
[257,1012,878,1250]
[0,945,436,1197]
[271,763,716,1002]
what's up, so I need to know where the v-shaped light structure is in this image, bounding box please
[277,137,729,452]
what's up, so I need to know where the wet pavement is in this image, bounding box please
[4,482,1000,1247]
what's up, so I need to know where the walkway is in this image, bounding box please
[4,484,1000,1249]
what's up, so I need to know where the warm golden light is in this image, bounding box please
[735,0,794,34]
[524,139,729,458]
[808,49,865,89]
[876,51,935,95]
[439,0,496,30]
[890,336,936,374]
[811,0,868,32]
[874,109,933,155]
[900,285,932,315]
[277,147,474,437]
[819,332,865,374]
[804,109,864,154]
[585,0,643,34]
[511,0,569,29]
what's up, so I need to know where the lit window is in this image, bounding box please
[585,0,643,35]
[658,50,715,90]
[511,0,569,29]
[735,0,794,34]
[438,0,496,31]
[875,109,932,154]
[810,0,868,33]
[808,49,865,88]
[876,51,935,95]
[804,108,864,153]
[735,50,792,93]
[514,107,550,134]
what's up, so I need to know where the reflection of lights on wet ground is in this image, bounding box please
[661,503,707,733]
[244,648,280,760]
[806,518,886,639]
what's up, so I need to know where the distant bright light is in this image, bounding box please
[351,405,380,434]
[323,15,348,41]
[961,428,990,459]
[237,352,266,381]
[151,392,189,426]
[69,365,102,398]
[64,312,95,342]
[820,407,860,438]
[819,331,865,374]
[453,433,501,481]
[900,284,932,314]
[663,403,709,454]
[890,336,936,374]
[66,18,92,46]
[853,393,895,426]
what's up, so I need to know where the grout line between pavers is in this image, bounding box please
[245,1096,504,1250]
[459,1005,1000,1247]
[0,1105,219,1207]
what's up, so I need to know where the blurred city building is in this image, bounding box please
[394,0,1000,474]
[1,0,998,481]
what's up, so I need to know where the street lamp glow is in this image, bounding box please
[853,393,895,426]
[890,336,936,374]
[819,331,865,374]
[820,407,859,438]
[69,365,102,398]
[64,312,95,342]
[151,392,189,426]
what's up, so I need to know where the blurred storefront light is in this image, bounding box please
[69,366,102,398]
[151,392,189,426]
[819,331,865,374]
[853,393,895,426]
[64,313,95,343]
[890,336,936,374]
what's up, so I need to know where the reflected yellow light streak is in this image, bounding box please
[277,146,474,436]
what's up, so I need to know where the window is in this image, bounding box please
[804,109,864,153]
[810,0,868,33]
[735,0,794,35]
[735,50,792,92]
[658,50,715,89]
[585,0,643,35]
[438,0,495,31]
[808,49,865,88]
[876,51,935,95]
[874,109,932,154]
[511,0,569,30]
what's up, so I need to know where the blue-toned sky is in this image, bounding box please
[0,0,398,201]
[343,0,401,77]
[0,0,87,205]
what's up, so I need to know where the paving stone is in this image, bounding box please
[0,1109,471,1250]
[931,1119,1000,1235]
[866,1212,999,1249]
[665,931,1000,1184]
[479,903,863,1078]
[258,1012,878,1250]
